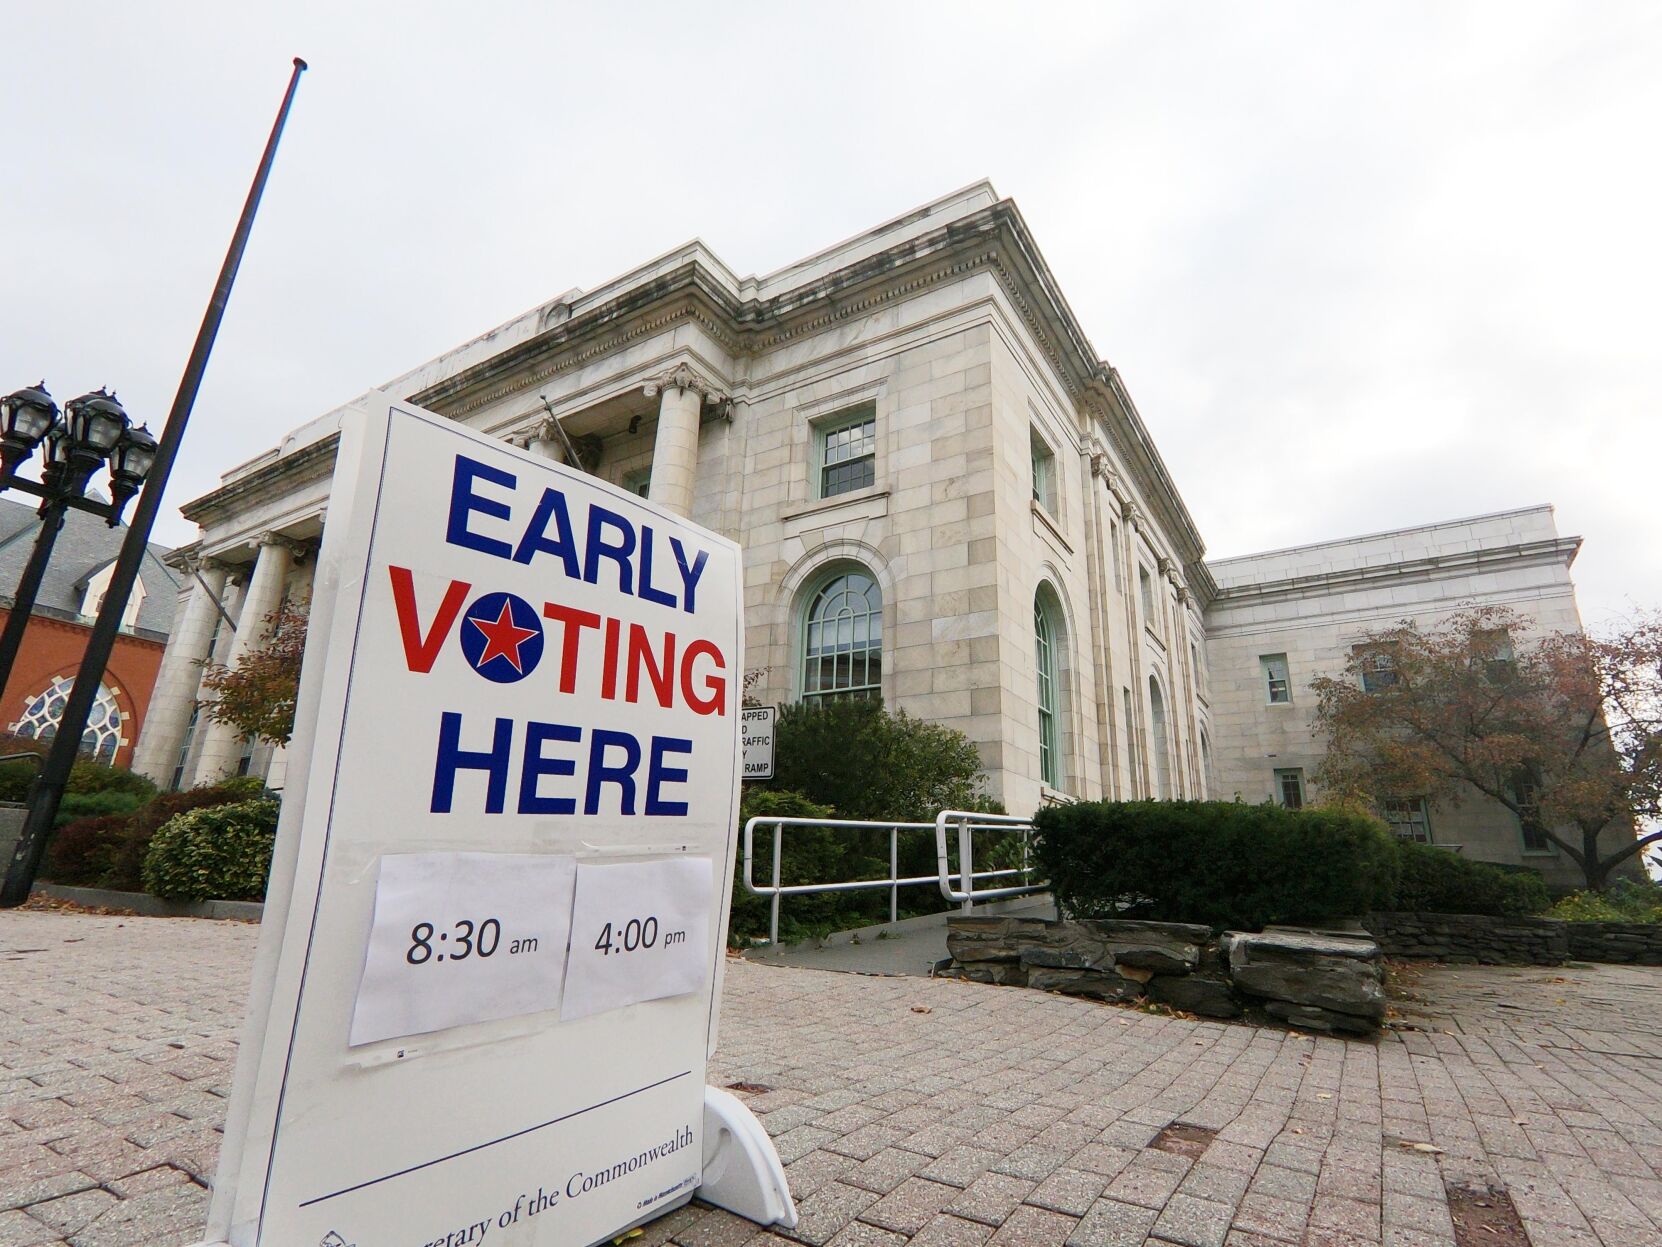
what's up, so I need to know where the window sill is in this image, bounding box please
[1143,625,1166,651]
[783,488,890,530]
[1030,500,1072,554]
[1038,784,1075,806]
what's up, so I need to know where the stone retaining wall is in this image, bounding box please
[940,916,1386,1036]
[1565,922,1662,965]
[1364,911,1662,966]
[1362,912,1569,965]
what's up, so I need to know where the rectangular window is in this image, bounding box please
[171,706,198,793]
[1509,774,1553,853]
[1475,627,1515,682]
[818,406,876,498]
[1139,566,1158,636]
[1123,687,1139,795]
[1109,520,1123,592]
[1384,798,1432,843]
[1357,645,1399,693]
[1030,429,1057,514]
[1275,767,1305,810]
[623,468,651,498]
[1261,654,1291,704]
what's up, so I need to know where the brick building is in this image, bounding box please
[0,497,178,768]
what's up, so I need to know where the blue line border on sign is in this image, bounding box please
[252,403,742,1240]
[298,1068,694,1207]
[255,408,397,1241]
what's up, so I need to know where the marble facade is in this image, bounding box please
[130,182,1594,879]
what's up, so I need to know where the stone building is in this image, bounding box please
[0,497,178,767]
[131,182,1598,881]
[1203,506,1589,889]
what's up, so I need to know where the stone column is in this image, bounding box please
[131,558,230,785]
[193,534,297,783]
[643,363,724,517]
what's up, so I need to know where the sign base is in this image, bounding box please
[190,1083,796,1247]
[698,1085,798,1231]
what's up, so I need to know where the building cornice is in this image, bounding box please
[395,198,1204,569]
[1206,536,1583,608]
[179,433,340,529]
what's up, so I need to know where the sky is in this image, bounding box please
[4,2,1658,629]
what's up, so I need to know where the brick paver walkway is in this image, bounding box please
[4,912,1662,1246]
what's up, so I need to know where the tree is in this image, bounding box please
[1311,606,1662,891]
[768,699,995,823]
[199,597,310,746]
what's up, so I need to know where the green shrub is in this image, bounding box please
[1549,880,1662,923]
[1033,800,1400,931]
[730,789,835,944]
[65,760,156,800]
[766,700,995,823]
[39,814,130,887]
[1393,840,1549,917]
[53,789,149,827]
[141,799,281,902]
[43,779,280,893]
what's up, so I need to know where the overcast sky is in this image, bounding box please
[6,3,1657,628]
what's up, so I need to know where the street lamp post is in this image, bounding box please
[0,385,158,700]
[0,55,306,908]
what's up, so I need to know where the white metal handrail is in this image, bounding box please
[742,812,1042,945]
[935,809,1047,910]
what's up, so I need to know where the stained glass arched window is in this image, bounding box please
[801,570,882,701]
[12,675,124,765]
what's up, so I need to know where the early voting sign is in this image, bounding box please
[204,398,745,1247]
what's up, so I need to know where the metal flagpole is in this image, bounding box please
[1,57,309,907]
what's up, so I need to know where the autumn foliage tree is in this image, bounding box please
[199,597,310,746]
[1311,607,1662,891]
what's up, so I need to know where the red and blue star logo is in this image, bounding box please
[458,591,544,683]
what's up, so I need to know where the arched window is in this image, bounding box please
[12,675,124,765]
[1035,595,1060,789]
[1148,675,1172,799]
[801,569,882,701]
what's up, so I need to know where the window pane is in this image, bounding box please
[1276,769,1304,809]
[802,571,883,702]
[1036,597,1059,788]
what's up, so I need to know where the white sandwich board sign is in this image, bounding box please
[203,397,792,1247]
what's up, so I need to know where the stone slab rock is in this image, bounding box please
[1018,924,1109,970]
[1262,1000,1377,1035]
[1026,966,1142,1001]
[937,960,1029,986]
[1147,972,1241,1018]
[1228,930,1385,1024]
[1078,919,1208,975]
[946,917,1054,963]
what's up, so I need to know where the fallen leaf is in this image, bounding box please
[911,1006,932,1014]
[1317,1093,1332,1100]
[1400,1141,1445,1154]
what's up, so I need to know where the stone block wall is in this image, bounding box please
[1565,923,1662,965]
[1363,912,1569,965]
[1364,911,1662,966]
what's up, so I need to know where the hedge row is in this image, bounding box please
[43,776,269,894]
[1033,800,1546,930]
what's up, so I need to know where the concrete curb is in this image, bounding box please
[36,883,263,922]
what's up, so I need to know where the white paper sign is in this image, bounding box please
[350,851,577,1046]
[562,858,713,1021]
[741,706,775,779]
